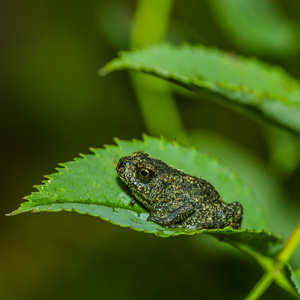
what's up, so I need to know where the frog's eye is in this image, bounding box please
[138,167,154,181]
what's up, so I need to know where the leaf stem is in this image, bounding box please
[131,0,173,47]
[245,221,300,299]
[277,220,300,265]
[245,271,274,300]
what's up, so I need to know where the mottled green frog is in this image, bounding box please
[116,151,243,230]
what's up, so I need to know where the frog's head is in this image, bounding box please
[116,151,171,204]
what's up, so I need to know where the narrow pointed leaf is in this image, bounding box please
[9,136,283,260]
[102,44,300,136]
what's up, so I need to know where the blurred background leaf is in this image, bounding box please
[1,0,300,299]
[209,0,300,59]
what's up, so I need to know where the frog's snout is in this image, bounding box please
[116,157,126,175]
[116,156,134,181]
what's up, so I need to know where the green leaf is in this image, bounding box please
[295,268,300,283]
[209,0,299,58]
[282,265,300,297]
[102,44,300,136]
[9,136,283,260]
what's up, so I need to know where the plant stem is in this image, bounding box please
[245,271,274,300]
[277,220,300,265]
[245,221,300,299]
[130,0,189,144]
[131,0,173,47]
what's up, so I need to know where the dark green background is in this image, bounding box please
[1,1,300,299]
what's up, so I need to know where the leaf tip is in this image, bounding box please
[98,67,107,77]
[172,138,180,147]
[89,147,97,156]
[5,211,15,217]
[141,133,149,142]
[113,137,120,145]
[102,144,112,151]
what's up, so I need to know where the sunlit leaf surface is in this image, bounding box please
[10,136,283,260]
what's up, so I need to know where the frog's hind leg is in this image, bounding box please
[147,202,195,227]
[225,202,243,230]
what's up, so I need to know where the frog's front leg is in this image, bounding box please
[225,202,243,230]
[130,198,136,207]
[147,202,195,227]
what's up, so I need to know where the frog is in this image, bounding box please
[116,151,243,230]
